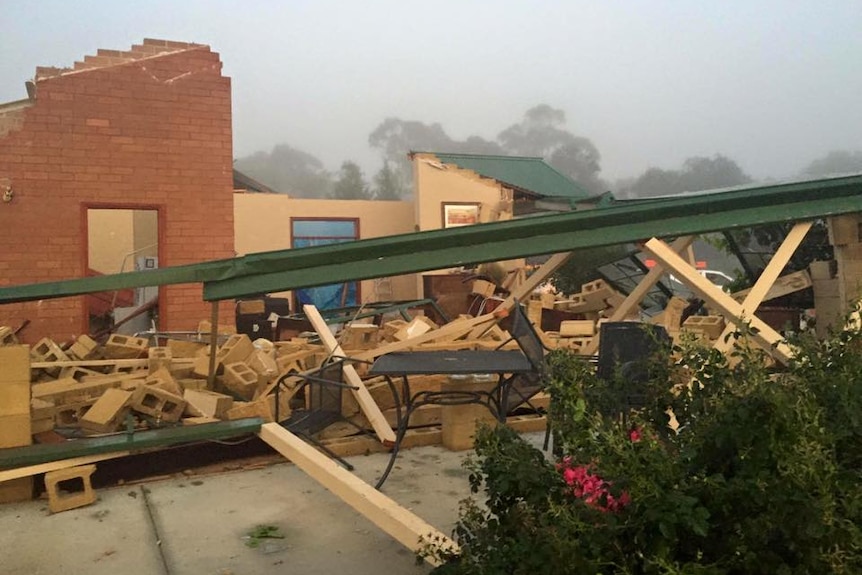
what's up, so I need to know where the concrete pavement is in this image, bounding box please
[0,433,546,574]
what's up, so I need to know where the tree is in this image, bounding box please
[234,144,332,198]
[625,154,751,198]
[498,104,605,193]
[801,150,862,177]
[331,161,370,200]
[371,160,403,200]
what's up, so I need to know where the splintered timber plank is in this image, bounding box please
[304,305,396,445]
[258,423,457,564]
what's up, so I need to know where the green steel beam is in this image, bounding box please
[0,418,263,469]
[204,178,862,300]
[0,174,860,305]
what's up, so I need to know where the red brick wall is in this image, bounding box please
[0,43,235,344]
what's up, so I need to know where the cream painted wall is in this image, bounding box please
[411,153,523,282]
[412,152,512,232]
[88,209,158,274]
[233,194,418,307]
[87,209,136,274]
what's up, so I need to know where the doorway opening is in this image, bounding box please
[86,208,159,337]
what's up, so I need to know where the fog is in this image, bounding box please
[2,0,860,184]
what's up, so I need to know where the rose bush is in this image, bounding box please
[422,313,862,574]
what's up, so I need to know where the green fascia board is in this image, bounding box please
[203,174,862,301]
[431,152,591,200]
[0,418,264,469]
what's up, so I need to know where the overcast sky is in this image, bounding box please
[2,1,859,183]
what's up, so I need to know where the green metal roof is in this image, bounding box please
[427,152,591,200]
[0,174,860,305]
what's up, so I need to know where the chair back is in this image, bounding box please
[510,303,546,373]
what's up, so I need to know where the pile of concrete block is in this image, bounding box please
[0,329,335,440]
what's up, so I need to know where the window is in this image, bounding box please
[291,218,359,310]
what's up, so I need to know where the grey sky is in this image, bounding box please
[2,1,859,183]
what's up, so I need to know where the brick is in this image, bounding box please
[828,214,862,246]
[44,464,97,513]
[147,346,172,373]
[471,279,496,298]
[131,386,186,423]
[559,320,596,337]
[224,399,273,422]
[682,315,726,340]
[809,260,836,281]
[103,334,148,359]
[30,338,69,377]
[440,375,498,451]
[54,400,98,427]
[32,376,121,404]
[338,324,380,350]
[0,326,19,346]
[216,334,254,366]
[0,381,30,417]
[59,366,103,380]
[147,367,182,396]
[0,413,32,448]
[166,339,207,358]
[80,388,133,433]
[182,416,220,425]
[67,334,100,360]
[221,362,259,400]
[0,345,30,384]
[183,389,233,419]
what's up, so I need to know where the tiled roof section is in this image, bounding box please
[429,152,591,200]
[34,38,209,81]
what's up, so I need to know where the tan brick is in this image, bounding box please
[183,389,233,419]
[147,346,172,374]
[215,334,254,366]
[67,334,100,360]
[103,334,148,359]
[131,386,185,423]
[45,464,96,513]
[221,362,259,400]
[80,388,133,433]
[0,344,30,386]
[0,413,32,448]
[0,326,19,347]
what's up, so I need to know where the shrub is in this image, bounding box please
[422,317,862,574]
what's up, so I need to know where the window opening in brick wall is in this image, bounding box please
[86,208,159,337]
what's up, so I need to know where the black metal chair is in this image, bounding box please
[596,321,671,413]
[499,302,550,415]
[273,356,401,471]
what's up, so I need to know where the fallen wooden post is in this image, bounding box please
[304,305,397,445]
[258,422,458,565]
[643,238,794,364]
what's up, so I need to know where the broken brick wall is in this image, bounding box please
[0,40,235,344]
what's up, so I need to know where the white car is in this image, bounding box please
[668,269,735,291]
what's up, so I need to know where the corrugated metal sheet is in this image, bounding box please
[430,152,591,200]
